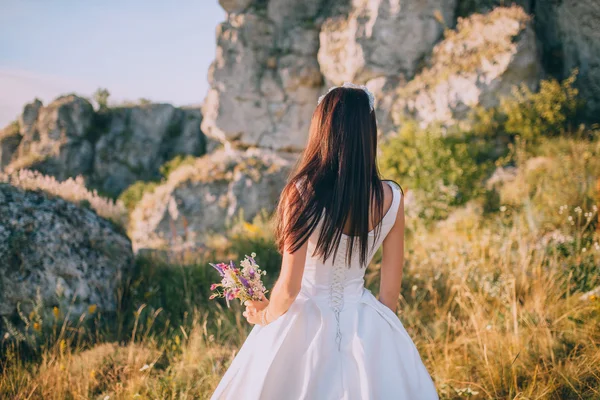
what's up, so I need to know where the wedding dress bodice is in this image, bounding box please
[212,178,439,399]
[299,180,402,349]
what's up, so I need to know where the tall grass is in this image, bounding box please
[2,74,599,399]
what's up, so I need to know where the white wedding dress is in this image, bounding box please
[211,181,438,399]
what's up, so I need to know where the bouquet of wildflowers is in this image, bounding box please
[209,252,268,307]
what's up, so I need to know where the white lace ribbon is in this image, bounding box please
[330,248,347,351]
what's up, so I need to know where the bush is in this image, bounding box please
[118,155,197,212]
[159,154,197,179]
[472,70,582,140]
[497,133,599,232]
[501,70,580,139]
[118,180,159,212]
[379,121,494,221]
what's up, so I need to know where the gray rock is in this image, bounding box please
[93,104,206,197]
[0,183,133,317]
[0,122,22,169]
[318,0,456,85]
[7,95,95,180]
[129,147,295,252]
[1,96,207,198]
[535,0,600,119]
[390,6,541,129]
[201,1,325,152]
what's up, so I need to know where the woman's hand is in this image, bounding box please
[243,293,270,325]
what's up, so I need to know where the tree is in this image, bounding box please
[93,88,110,110]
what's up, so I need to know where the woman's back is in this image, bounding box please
[211,83,438,399]
[301,180,402,296]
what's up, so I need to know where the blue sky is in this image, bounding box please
[0,1,225,126]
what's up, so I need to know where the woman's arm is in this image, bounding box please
[243,238,308,325]
[244,188,308,325]
[378,193,405,313]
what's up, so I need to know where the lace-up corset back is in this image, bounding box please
[296,180,402,348]
[300,180,401,292]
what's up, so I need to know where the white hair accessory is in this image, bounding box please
[317,82,375,111]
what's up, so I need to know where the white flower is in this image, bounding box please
[140,364,151,372]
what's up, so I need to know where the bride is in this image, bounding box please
[211,83,438,399]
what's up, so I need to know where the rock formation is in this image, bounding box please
[0,96,207,198]
[390,6,541,129]
[201,0,326,151]
[534,0,600,119]
[92,105,207,196]
[202,0,463,150]
[0,183,133,317]
[129,147,295,252]
[318,0,456,85]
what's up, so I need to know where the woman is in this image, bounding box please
[211,83,438,399]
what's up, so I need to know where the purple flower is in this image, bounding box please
[248,268,255,278]
[209,263,225,276]
[238,275,250,288]
[248,287,254,297]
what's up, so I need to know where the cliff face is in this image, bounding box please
[535,0,600,119]
[202,0,600,150]
[201,0,327,152]
[0,96,207,197]
[2,0,599,258]
[201,0,460,151]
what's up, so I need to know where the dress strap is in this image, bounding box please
[383,181,402,224]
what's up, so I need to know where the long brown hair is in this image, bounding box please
[275,86,385,267]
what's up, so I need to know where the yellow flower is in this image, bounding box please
[90,369,97,379]
[33,322,41,331]
[29,311,35,321]
[60,339,67,354]
[590,294,597,302]
[53,306,60,319]
[88,304,97,314]
[243,222,259,234]
[59,363,66,371]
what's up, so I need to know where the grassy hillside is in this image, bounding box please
[1,74,599,399]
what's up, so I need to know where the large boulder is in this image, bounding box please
[93,105,207,197]
[535,0,600,120]
[0,121,22,169]
[201,1,325,151]
[318,0,456,85]
[0,183,133,318]
[390,6,541,130]
[129,147,295,252]
[5,95,96,179]
[1,96,208,198]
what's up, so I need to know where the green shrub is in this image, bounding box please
[118,156,197,212]
[471,70,582,141]
[159,154,197,179]
[497,133,599,232]
[379,121,494,221]
[501,70,580,139]
[118,180,159,212]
